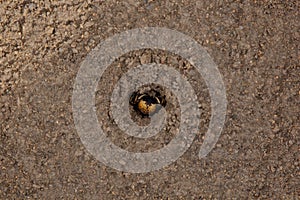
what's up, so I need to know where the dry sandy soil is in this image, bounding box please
[0,0,299,199]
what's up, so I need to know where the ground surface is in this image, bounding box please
[0,0,299,199]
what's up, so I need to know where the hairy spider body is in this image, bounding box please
[130,90,166,116]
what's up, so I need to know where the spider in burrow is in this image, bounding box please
[129,89,166,117]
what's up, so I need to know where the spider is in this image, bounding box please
[129,89,166,116]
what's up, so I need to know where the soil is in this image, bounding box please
[0,0,299,199]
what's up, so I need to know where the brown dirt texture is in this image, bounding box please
[0,0,299,199]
